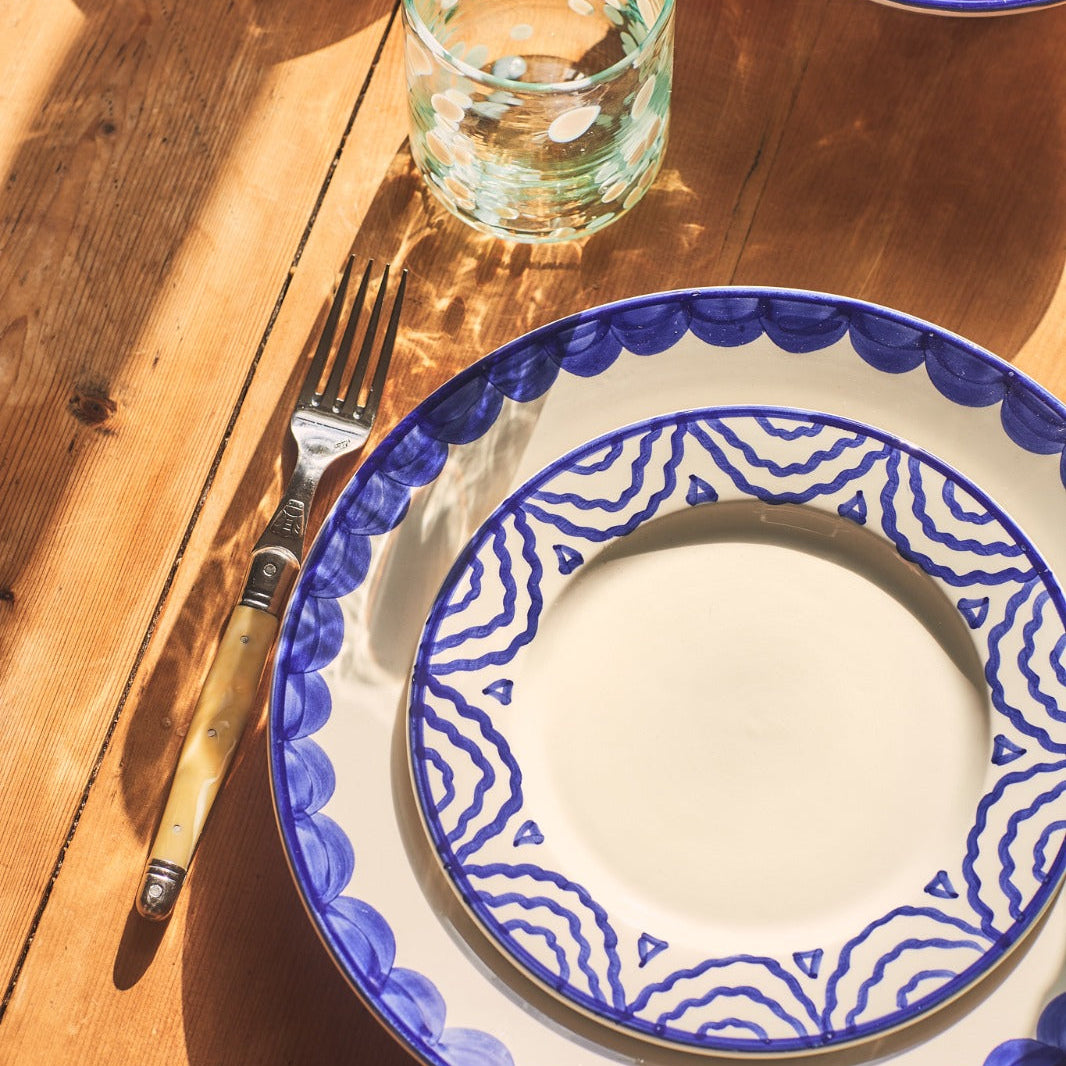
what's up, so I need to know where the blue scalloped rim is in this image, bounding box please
[269,288,1066,1066]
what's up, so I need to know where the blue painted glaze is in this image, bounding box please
[986,991,1066,1065]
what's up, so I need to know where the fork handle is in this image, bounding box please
[135,602,277,920]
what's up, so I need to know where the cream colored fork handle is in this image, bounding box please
[136,605,277,920]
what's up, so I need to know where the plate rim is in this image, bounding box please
[873,0,1065,14]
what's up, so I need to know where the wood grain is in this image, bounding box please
[4,0,1066,1062]
[1,9,418,1064]
[733,0,1066,360]
[0,0,395,994]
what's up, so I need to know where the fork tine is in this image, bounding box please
[298,255,356,408]
[338,263,392,418]
[321,258,373,411]
[359,267,407,424]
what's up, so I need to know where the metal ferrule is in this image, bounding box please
[136,859,187,921]
[239,545,300,614]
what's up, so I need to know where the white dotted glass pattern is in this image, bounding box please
[402,0,674,242]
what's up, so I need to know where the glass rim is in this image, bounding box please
[400,0,675,95]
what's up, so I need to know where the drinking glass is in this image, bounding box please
[401,0,675,243]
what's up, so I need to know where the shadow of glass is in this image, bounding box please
[574,498,988,692]
[315,0,1066,410]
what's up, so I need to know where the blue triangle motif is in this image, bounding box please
[958,596,990,630]
[637,933,669,967]
[925,870,959,900]
[553,544,584,575]
[686,475,718,506]
[837,491,867,525]
[992,733,1026,766]
[513,820,544,847]
[482,679,514,705]
[793,948,823,979]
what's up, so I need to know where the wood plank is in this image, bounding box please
[1,13,420,1066]
[0,0,396,987]
[732,0,1066,365]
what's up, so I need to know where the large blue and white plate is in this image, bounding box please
[270,289,1066,1066]
[407,406,1066,1054]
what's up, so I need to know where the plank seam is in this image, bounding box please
[0,0,402,1019]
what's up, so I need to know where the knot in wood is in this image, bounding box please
[68,380,117,428]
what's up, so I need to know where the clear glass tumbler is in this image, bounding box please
[401,0,675,243]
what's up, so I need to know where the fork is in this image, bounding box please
[136,256,407,921]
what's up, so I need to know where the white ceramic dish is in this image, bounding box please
[871,0,1065,15]
[270,289,1066,1066]
[407,407,1066,1054]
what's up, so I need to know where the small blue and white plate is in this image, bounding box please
[408,406,1066,1054]
[270,289,1066,1066]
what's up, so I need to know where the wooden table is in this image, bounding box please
[3,0,1066,1061]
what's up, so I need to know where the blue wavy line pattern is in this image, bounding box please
[409,407,1066,1051]
[270,291,1066,1063]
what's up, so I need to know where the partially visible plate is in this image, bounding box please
[408,406,1066,1054]
[270,289,1066,1066]
[872,0,1064,14]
